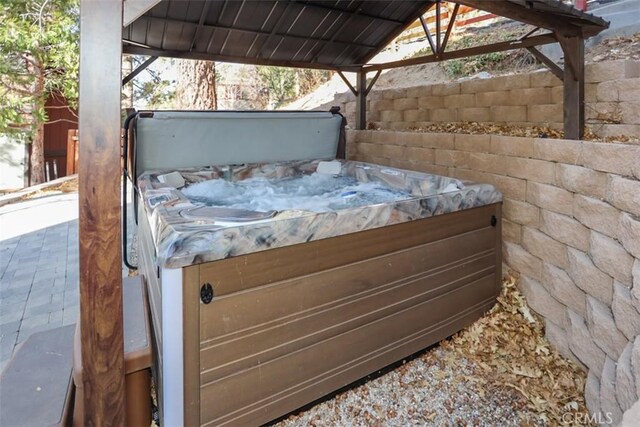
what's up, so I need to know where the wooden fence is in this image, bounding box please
[66,129,79,175]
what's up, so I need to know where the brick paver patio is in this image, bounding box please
[0,193,80,370]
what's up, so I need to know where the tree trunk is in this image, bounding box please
[30,121,45,185]
[30,63,46,185]
[175,60,217,109]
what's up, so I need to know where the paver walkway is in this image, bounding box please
[0,193,80,371]
[0,189,135,371]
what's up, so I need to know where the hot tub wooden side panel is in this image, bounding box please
[184,203,501,426]
[203,283,495,426]
[197,204,499,297]
[198,232,496,381]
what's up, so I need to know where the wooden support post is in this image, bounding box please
[558,34,585,140]
[79,0,126,425]
[356,70,367,130]
[435,1,441,53]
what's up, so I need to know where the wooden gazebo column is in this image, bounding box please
[78,0,126,424]
[356,70,367,130]
[558,33,585,140]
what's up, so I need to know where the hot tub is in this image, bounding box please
[136,158,502,426]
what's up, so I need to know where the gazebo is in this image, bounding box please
[78,1,607,424]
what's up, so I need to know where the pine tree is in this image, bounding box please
[0,0,79,184]
[175,60,217,110]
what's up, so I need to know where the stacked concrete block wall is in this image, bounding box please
[346,129,640,424]
[333,60,640,138]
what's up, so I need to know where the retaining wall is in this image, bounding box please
[332,60,640,139]
[346,129,640,423]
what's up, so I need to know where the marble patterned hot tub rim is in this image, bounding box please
[137,159,503,269]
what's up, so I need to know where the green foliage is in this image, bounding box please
[442,27,535,78]
[0,0,79,143]
[406,25,535,79]
[445,52,508,78]
[129,56,176,109]
[257,66,330,108]
[294,68,331,97]
[256,66,297,107]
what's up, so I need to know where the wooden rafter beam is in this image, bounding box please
[245,2,278,57]
[364,33,557,71]
[292,0,405,26]
[123,44,361,72]
[331,1,396,67]
[454,0,582,37]
[123,0,161,27]
[290,2,336,61]
[311,0,367,62]
[359,1,436,64]
[135,15,378,52]
[220,0,248,55]
[252,1,296,61]
[299,2,351,62]
[190,1,212,51]
[270,2,310,59]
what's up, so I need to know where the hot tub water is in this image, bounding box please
[181,173,414,213]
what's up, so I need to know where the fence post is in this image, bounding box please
[66,129,79,175]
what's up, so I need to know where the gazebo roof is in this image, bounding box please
[122,0,609,71]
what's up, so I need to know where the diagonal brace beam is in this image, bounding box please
[364,33,558,71]
[365,70,381,96]
[526,46,563,80]
[122,56,158,85]
[419,15,437,56]
[337,70,358,96]
[439,3,459,54]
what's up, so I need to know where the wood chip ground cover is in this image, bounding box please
[19,176,79,201]
[368,121,639,144]
[277,276,589,426]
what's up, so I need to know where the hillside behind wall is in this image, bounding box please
[332,60,640,138]
[346,129,640,424]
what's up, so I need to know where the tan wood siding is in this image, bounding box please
[198,204,497,296]
[190,203,501,426]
